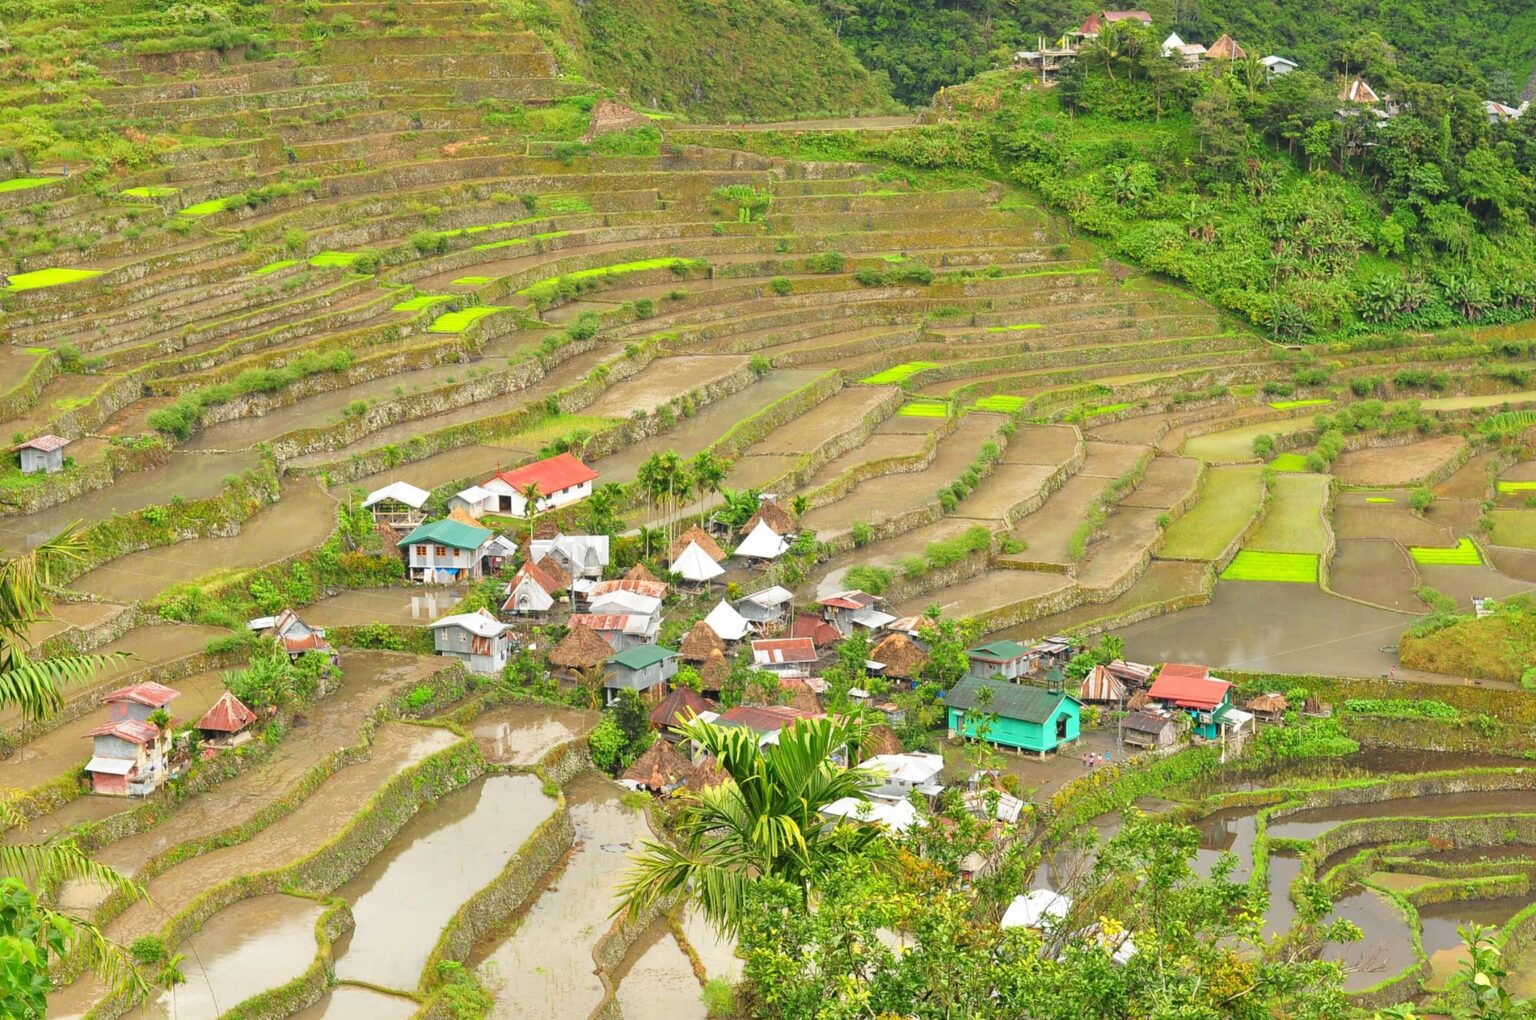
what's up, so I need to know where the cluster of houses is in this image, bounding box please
[1014,9,1297,84]
[1012,9,1526,127]
[83,681,262,797]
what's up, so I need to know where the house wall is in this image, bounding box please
[409,543,485,582]
[947,703,1080,752]
[19,448,63,474]
[91,772,129,796]
[107,700,155,723]
[434,627,509,674]
[487,478,592,517]
[967,658,1028,681]
[92,733,146,761]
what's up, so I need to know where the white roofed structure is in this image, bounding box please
[1001,890,1071,930]
[736,518,790,561]
[673,541,726,584]
[363,481,431,526]
[703,600,750,641]
[820,796,919,833]
[429,609,509,638]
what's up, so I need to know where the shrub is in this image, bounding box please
[804,251,846,274]
[129,936,166,965]
[404,685,435,711]
[851,522,873,547]
[853,267,885,287]
[702,977,735,1019]
[1408,486,1435,514]
[844,564,894,594]
[769,276,793,296]
[1252,434,1275,459]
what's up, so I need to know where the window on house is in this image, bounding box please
[416,545,428,556]
[435,545,447,557]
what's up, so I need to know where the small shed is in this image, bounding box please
[569,612,657,651]
[946,676,1081,757]
[870,632,928,683]
[197,691,259,748]
[735,585,794,628]
[549,622,615,674]
[735,519,789,561]
[1245,691,1289,722]
[363,481,431,527]
[605,644,680,702]
[679,620,726,662]
[619,740,697,796]
[1122,710,1180,751]
[103,681,179,723]
[669,525,726,565]
[1078,664,1128,704]
[649,686,711,736]
[703,600,750,642]
[15,435,69,475]
[447,484,494,519]
[673,541,726,585]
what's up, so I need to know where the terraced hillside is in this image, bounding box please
[5,10,1536,1020]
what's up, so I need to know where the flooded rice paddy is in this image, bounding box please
[474,773,650,1020]
[615,923,708,1020]
[471,703,592,765]
[288,984,420,1020]
[333,774,557,991]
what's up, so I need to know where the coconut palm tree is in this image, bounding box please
[518,481,544,533]
[689,450,729,524]
[614,714,878,936]
[1,529,146,1009]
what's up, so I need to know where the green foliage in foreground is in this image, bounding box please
[146,349,353,439]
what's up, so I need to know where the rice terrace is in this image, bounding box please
[4,1,1536,1018]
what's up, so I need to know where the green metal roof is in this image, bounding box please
[608,644,679,670]
[946,676,1078,723]
[966,639,1030,662]
[398,518,494,550]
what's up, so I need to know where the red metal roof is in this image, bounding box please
[1157,662,1210,681]
[752,637,817,664]
[649,686,711,730]
[86,718,161,744]
[587,578,668,599]
[102,681,180,708]
[514,560,562,595]
[1147,673,1231,710]
[488,452,597,493]
[569,613,641,632]
[817,591,876,610]
[715,704,820,732]
[281,632,329,654]
[197,691,258,733]
[789,613,842,647]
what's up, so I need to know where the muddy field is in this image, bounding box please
[1332,435,1467,487]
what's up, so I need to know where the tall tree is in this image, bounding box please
[615,715,876,935]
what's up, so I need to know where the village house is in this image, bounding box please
[1485,100,1528,123]
[571,612,658,651]
[820,796,919,833]
[1160,31,1205,65]
[588,577,669,601]
[789,612,843,649]
[618,739,697,796]
[84,681,181,797]
[679,619,726,662]
[735,585,794,630]
[1245,691,1289,723]
[751,636,818,678]
[1146,664,1241,740]
[669,525,727,567]
[715,704,824,748]
[1078,663,1129,705]
[248,609,338,664]
[1104,659,1155,688]
[1070,9,1151,40]
[196,691,259,751]
[1260,54,1299,75]
[398,518,498,583]
[362,481,430,527]
[430,609,511,675]
[870,632,928,687]
[530,533,610,584]
[817,590,893,637]
[502,560,562,616]
[587,587,663,621]
[965,639,1035,682]
[481,452,597,516]
[649,685,711,737]
[15,434,69,475]
[1204,33,1245,61]
[1121,709,1181,751]
[740,497,796,538]
[862,752,945,802]
[447,484,494,519]
[946,676,1082,757]
[605,644,680,703]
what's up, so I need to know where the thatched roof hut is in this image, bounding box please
[690,755,729,791]
[548,622,613,670]
[535,555,573,590]
[625,562,659,582]
[447,506,482,529]
[779,677,823,716]
[698,649,731,691]
[679,620,726,662]
[870,633,928,681]
[620,740,696,794]
[1246,691,1289,721]
[862,724,903,758]
[670,525,726,564]
[650,686,711,733]
[1127,690,1153,712]
[741,499,796,536]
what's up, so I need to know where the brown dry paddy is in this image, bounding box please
[1332,435,1467,487]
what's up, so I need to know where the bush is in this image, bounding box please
[844,564,894,594]
[851,522,873,546]
[804,251,845,274]
[702,977,735,1019]
[769,276,793,296]
[129,936,166,965]
[587,714,625,771]
[853,267,885,287]
[403,685,435,711]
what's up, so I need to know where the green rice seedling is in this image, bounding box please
[252,259,299,275]
[1266,453,1310,473]
[391,294,453,312]
[178,198,228,216]
[0,177,55,193]
[1269,398,1332,410]
[1408,537,1482,565]
[860,361,939,385]
[452,276,494,286]
[308,251,360,268]
[429,306,508,333]
[120,185,179,198]
[5,268,103,291]
[1220,550,1319,582]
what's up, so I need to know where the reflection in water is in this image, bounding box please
[616,923,708,1020]
[1268,790,1536,842]
[1322,889,1418,992]
[334,775,556,991]
[142,895,324,1020]
[288,983,420,1020]
[471,705,589,765]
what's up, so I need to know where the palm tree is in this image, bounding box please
[572,662,607,710]
[518,481,544,533]
[614,714,878,936]
[689,451,729,525]
[1,529,146,1006]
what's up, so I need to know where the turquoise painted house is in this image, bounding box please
[945,676,1081,757]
